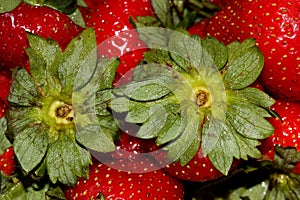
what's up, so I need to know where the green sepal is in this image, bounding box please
[7,68,41,106]
[0,0,22,13]
[46,135,91,186]
[224,39,264,89]
[116,79,171,101]
[226,102,274,140]
[237,87,275,108]
[273,146,300,172]
[25,33,62,97]
[24,0,77,15]
[151,0,173,28]
[0,118,11,154]
[168,30,203,73]
[67,8,86,28]
[201,36,228,70]
[13,125,48,173]
[164,106,202,165]
[59,28,97,97]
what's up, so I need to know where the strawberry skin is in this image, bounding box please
[0,2,83,71]
[164,147,239,182]
[0,68,12,103]
[267,99,300,151]
[189,0,300,100]
[63,160,184,200]
[85,0,155,84]
[0,147,16,176]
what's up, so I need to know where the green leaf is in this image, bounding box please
[0,180,26,200]
[97,57,120,90]
[7,69,41,106]
[67,8,86,28]
[164,106,201,165]
[241,180,270,200]
[14,125,48,172]
[233,132,262,160]
[7,107,41,137]
[44,0,77,15]
[118,80,171,101]
[201,36,228,70]
[202,117,236,157]
[0,0,21,13]
[46,135,90,185]
[227,38,257,63]
[0,118,11,154]
[205,119,238,174]
[76,122,116,153]
[151,0,172,28]
[224,46,264,89]
[59,28,97,96]
[227,103,274,140]
[237,87,275,108]
[168,30,203,73]
[136,104,168,139]
[25,33,62,96]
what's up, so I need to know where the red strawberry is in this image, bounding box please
[0,2,83,71]
[164,147,240,182]
[0,99,7,118]
[0,68,12,103]
[63,159,185,200]
[85,0,155,84]
[0,147,16,176]
[267,99,300,151]
[189,0,300,100]
[260,99,300,174]
[92,130,162,173]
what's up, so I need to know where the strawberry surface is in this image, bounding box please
[0,2,83,71]
[63,160,184,200]
[189,0,300,100]
[0,147,16,176]
[85,0,155,84]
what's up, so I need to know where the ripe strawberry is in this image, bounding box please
[0,147,16,176]
[0,99,7,118]
[260,99,300,174]
[267,99,300,151]
[0,2,83,71]
[164,147,240,182]
[85,0,155,84]
[189,0,300,100]
[0,68,12,103]
[63,159,184,200]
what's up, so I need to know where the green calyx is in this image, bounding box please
[108,28,275,176]
[6,28,119,186]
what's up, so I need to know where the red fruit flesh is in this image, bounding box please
[0,3,83,71]
[189,0,300,100]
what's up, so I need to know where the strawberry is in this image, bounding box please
[85,0,155,84]
[189,0,300,100]
[0,68,12,103]
[0,147,15,176]
[164,147,238,182]
[267,99,300,151]
[63,159,185,200]
[0,99,7,118]
[107,31,275,182]
[0,2,83,71]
